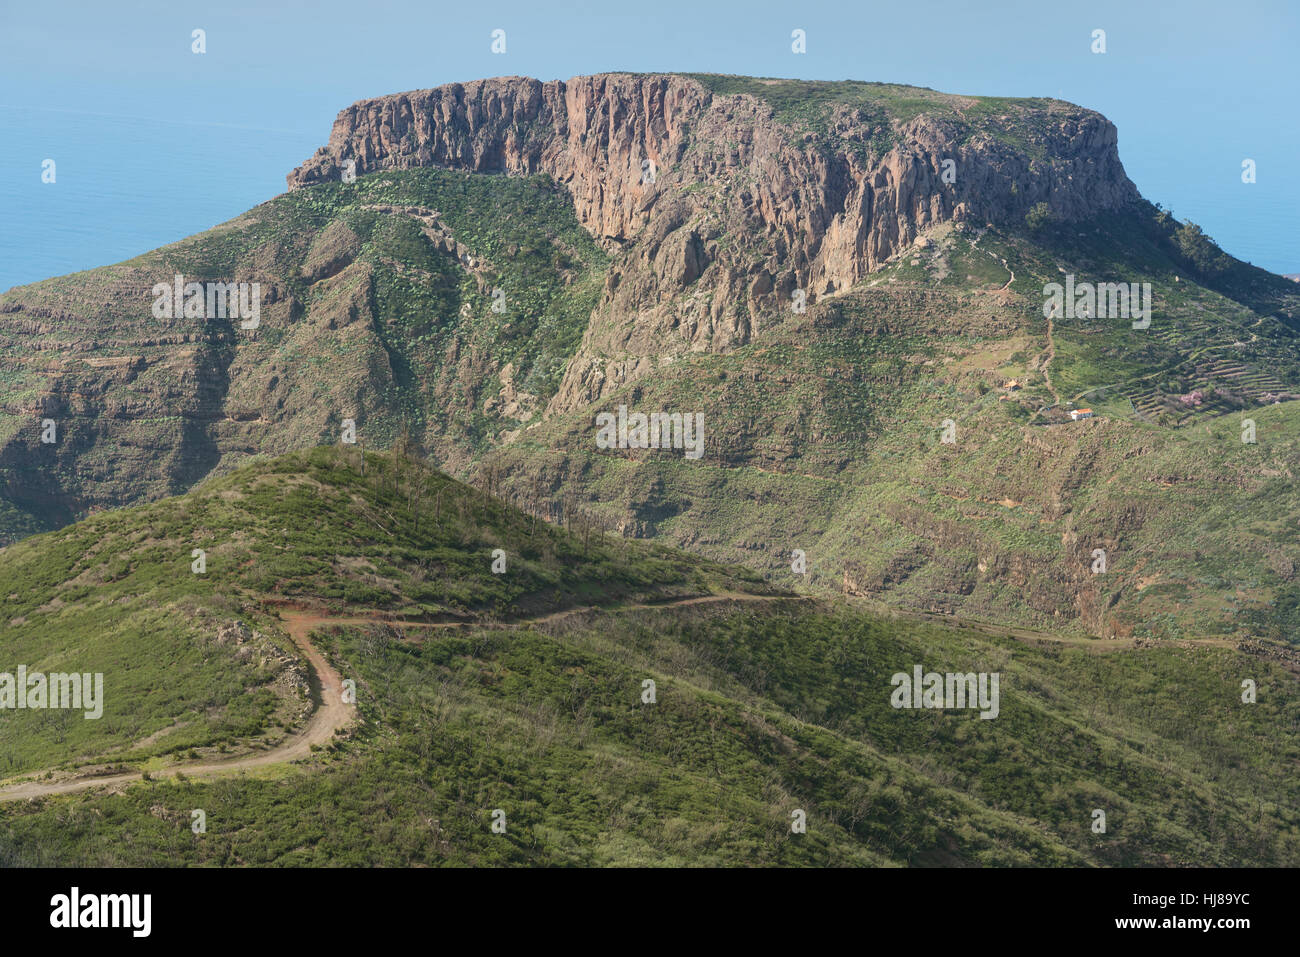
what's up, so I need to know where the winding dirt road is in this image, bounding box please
[0,609,363,803]
[3,589,1272,803]
[0,593,790,803]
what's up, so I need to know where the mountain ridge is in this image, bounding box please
[3,74,1299,642]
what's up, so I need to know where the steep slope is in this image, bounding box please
[485,217,1300,641]
[3,72,1299,642]
[0,448,1296,866]
[0,167,607,537]
[286,73,1139,412]
[0,72,1141,539]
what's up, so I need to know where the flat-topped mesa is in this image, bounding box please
[288,73,1139,408]
[288,72,1136,273]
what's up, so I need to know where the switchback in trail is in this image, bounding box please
[0,592,792,803]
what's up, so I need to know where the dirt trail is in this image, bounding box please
[0,592,791,803]
[988,251,1015,291]
[968,230,1015,291]
[1042,313,1061,405]
[0,608,359,803]
[1,589,1259,803]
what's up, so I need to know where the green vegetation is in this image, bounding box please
[484,213,1300,642]
[3,579,1296,864]
[1172,221,1233,279]
[4,74,1300,682]
[1025,201,1053,232]
[682,74,1065,160]
[0,167,608,542]
[0,446,764,778]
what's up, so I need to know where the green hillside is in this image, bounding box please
[483,210,1300,642]
[0,445,763,779]
[1,447,1297,866]
[0,167,607,540]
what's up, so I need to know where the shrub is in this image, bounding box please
[1025,202,1053,232]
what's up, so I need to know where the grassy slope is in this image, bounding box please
[0,447,1297,866]
[0,167,607,541]
[0,446,763,778]
[1,603,1296,866]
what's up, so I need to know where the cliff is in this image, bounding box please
[288,73,1139,409]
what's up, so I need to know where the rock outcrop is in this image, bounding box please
[288,73,1138,409]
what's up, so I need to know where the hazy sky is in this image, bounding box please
[1,0,1296,289]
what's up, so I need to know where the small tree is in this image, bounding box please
[1173,221,1231,277]
[1025,202,1053,232]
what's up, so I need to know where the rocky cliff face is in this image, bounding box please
[288,73,1138,410]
